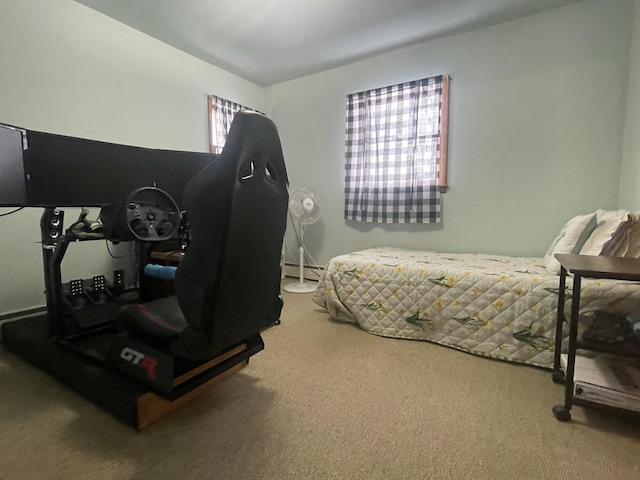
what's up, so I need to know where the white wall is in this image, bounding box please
[1,0,637,316]
[620,0,640,210]
[0,0,265,315]
[267,0,634,265]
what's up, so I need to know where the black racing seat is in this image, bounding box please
[118,111,289,361]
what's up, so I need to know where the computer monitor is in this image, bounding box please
[24,130,155,207]
[153,150,217,209]
[1,125,218,208]
[0,124,28,207]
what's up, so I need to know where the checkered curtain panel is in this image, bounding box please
[209,95,247,153]
[344,76,443,223]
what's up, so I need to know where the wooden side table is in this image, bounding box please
[552,254,640,421]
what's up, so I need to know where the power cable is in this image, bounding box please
[0,207,24,217]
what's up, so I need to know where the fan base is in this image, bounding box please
[283,281,317,294]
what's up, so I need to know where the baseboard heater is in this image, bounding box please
[283,263,323,282]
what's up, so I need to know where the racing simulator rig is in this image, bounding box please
[0,111,289,429]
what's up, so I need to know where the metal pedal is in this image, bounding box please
[92,275,106,292]
[70,279,84,297]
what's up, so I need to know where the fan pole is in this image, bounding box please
[283,223,317,294]
[297,245,306,282]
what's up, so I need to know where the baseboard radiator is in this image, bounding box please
[283,263,323,282]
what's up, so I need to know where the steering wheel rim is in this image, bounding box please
[125,187,180,241]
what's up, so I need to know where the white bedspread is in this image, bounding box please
[312,247,640,368]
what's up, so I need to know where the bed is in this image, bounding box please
[313,210,640,369]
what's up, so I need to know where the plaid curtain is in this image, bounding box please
[209,95,255,153]
[344,75,444,223]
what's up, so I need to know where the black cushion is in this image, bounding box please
[174,111,288,355]
[119,296,187,344]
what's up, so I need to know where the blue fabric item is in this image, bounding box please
[144,263,177,280]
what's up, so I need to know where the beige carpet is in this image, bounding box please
[1,280,639,480]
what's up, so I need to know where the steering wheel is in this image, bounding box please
[125,187,180,241]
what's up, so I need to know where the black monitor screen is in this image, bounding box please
[0,124,28,207]
[154,150,217,208]
[24,131,155,207]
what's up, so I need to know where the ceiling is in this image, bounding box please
[74,0,580,87]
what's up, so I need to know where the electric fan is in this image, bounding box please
[284,185,322,293]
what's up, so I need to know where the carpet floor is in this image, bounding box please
[1,280,639,479]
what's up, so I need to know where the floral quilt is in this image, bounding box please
[312,247,640,368]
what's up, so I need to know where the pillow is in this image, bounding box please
[579,209,632,256]
[544,213,597,274]
[600,215,640,258]
[618,222,640,258]
[600,216,635,256]
[570,215,598,254]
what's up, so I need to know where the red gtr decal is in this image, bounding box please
[120,347,158,380]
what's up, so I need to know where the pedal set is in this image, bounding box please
[64,272,123,309]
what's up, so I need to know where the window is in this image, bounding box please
[344,75,449,223]
[207,95,260,154]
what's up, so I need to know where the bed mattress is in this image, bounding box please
[312,247,640,368]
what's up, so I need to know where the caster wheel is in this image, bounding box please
[552,405,571,421]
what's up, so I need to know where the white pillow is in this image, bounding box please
[544,213,597,274]
[579,209,632,256]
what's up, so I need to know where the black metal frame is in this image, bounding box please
[40,207,127,339]
[551,265,581,421]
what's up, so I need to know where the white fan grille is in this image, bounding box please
[289,185,321,224]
